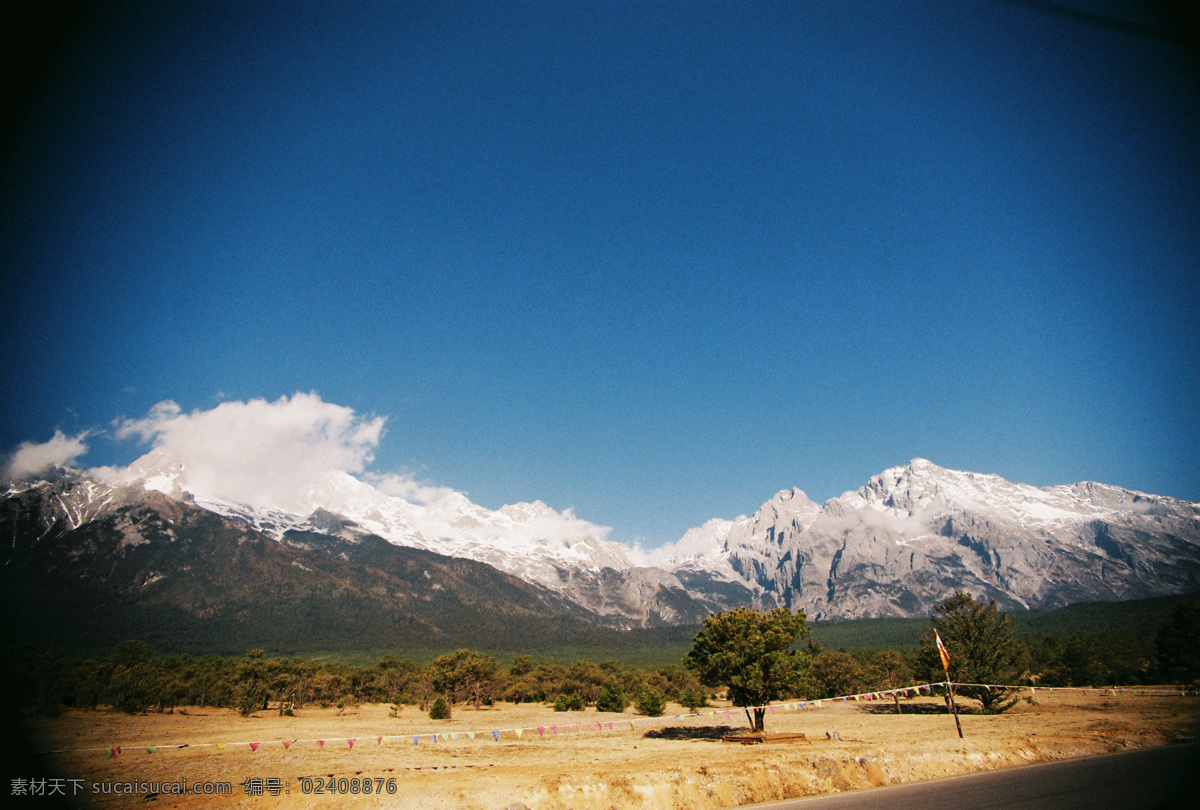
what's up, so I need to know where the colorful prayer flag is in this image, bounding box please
[249,743,259,752]
[935,630,951,671]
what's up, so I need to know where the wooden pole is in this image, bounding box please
[936,632,962,737]
[945,678,963,738]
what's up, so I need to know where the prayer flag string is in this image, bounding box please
[56,682,1199,758]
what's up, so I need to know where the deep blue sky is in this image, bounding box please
[2,1,1198,546]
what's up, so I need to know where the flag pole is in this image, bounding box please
[936,631,964,738]
[945,679,963,738]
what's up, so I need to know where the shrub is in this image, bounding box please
[429,697,449,720]
[595,682,629,713]
[554,693,586,712]
[115,696,147,715]
[235,683,265,716]
[679,687,708,710]
[635,687,666,717]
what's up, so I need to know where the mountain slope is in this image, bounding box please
[99,449,721,628]
[0,472,619,653]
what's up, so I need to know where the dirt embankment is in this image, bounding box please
[23,691,1200,809]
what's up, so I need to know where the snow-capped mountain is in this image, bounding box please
[4,455,1198,625]
[660,459,1200,619]
[36,449,719,628]
[0,469,625,653]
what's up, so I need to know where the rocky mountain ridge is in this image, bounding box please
[3,457,1198,629]
[0,464,720,630]
[659,459,1200,618]
[0,470,672,652]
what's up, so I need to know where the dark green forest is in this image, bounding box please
[7,592,1198,718]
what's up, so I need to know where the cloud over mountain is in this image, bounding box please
[1,430,92,480]
[98,393,386,514]
[62,393,616,558]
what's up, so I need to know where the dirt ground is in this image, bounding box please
[23,690,1200,809]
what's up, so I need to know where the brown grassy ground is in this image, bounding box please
[25,690,1200,809]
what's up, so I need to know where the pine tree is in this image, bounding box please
[634,687,666,717]
[920,590,1019,712]
[595,682,629,713]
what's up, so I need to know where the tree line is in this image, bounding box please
[8,592,1197,723]
[6,640,711,720]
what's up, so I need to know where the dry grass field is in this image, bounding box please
[24,690,1200,809]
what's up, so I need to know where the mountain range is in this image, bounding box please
[2,456,1198,652]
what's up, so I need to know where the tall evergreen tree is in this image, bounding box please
[920,590,1019,711]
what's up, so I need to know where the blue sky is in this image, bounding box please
[2,1,1198,547]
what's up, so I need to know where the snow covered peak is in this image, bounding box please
[102,448,190,500]
[842,459,1070,522]
[646,517,738,566]
[82,446,631,596]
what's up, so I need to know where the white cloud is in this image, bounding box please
[372,472,465,508]
[519,504,613,545]
[30,392,619,555]
[2,430,91,480]
[372,473,613,548]
[111,393,386,513]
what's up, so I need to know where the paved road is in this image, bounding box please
[751,743,1200,809]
